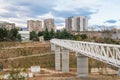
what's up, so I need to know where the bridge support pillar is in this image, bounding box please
[51,43,56,51]
[77,54,88,77]
[51,43,55,54]
[118,69,120,76]
[62,47,69,73]
[55,45,61,70]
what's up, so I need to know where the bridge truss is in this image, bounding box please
[50,39,120,68]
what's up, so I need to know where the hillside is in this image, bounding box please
[0,41,118,80]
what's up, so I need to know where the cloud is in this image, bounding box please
[53,0,100,11]
[38,12,54,19]
[0,0,104,28]
[105,20,117,23]
[52,8,98,19]
[38,12,65,26]
[88,24,117,31]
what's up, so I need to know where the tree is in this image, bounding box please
[50,29,55,38]
[8,28,19,41]
[16,34,21,41]
[38,31,44,37]
[55,31,61,39]
[12,28,18,38]
[3,28,8,40]
[44,28,51,40]
[0,28,4,41]
[55,29,73,39]
[80,34,87,40]
[6,28,20,41]
[30,31,38,41]
[76,36,82,41]
[103,38,116,44]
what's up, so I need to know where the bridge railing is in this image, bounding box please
[50,39,120,68]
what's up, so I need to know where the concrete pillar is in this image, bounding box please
[51,43,55,54]
[118,69,120,76]
[51,43,55,51]
[77,54,88,77]
[55,45,61,70]
[62,47,69,73]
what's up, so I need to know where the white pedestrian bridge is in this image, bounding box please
[50,39,120,77]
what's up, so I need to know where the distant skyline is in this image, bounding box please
[0,0,120,29]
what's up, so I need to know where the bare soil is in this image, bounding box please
[0,41,119,80]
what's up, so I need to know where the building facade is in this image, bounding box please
[0,21,15,30]
[65,16,88,32]
[27,20,42,33]
[44,18,55,32]
[112,28,120,40]
[18,31,30,42]
[65,18,72,32]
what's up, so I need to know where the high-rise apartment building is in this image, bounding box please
[65,16,88,32]
[44,18,55,32]
[0,21,15,30]
[27,20,42,33]
[65,18,72,32]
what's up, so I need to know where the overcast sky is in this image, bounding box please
[0,0,120,29]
